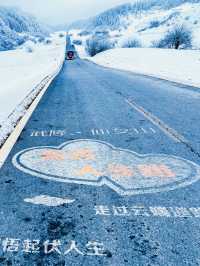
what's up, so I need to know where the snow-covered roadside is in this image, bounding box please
[88,48,200,88]
[0,33,66,146]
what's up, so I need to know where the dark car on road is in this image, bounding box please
[66,44,77,60]
[66,50,75,60]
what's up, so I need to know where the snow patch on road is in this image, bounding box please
[88,48,200,88]
[24,195,75,207]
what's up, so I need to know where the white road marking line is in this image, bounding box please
[106,129,110,135]
[24,195,75,207]
[95,129,100,135]
[29,128,158,137]
[95,204,200,218]
[91,129,110,135]
[125,98,188,143]
[100,129,105,135]
[134,128,139,134]
[13,139,200,196]
[141,127,147,134]
[150,127,156,134]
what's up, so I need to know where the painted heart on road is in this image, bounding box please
[12,139,200,196]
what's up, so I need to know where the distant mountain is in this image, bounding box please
[0,7,49,51]
[67,18,92,30]
[69,0,200,31]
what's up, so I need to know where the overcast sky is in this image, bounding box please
[0,0,131,25]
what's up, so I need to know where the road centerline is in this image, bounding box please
[125,98,186,143]
[125,98,200,159]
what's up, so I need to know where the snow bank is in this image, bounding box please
[89,48,200,88]
[0,33,66,146]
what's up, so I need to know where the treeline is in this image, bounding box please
[88,0,200,29]
[0,7,48,51]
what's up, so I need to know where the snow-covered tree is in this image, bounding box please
[120,37,142,48]
[156,25,192,49]
[86,36,113,56]
[0,6,48,51]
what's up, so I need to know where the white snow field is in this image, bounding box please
[89,47,200,88]
[0,33,66,146]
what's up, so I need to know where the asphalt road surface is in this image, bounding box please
[1,57,200,266]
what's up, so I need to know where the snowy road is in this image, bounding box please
[1,59,200,265]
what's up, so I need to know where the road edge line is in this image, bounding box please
[0,64,63,169]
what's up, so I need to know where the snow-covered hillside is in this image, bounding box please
[89,48,200,88]
[0,33,66,146]
[0,7,49,51]
[69,0,200,50]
